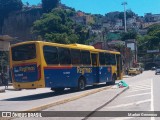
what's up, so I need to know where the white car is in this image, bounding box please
[155,67,160,75]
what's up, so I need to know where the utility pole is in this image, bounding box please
[122,1,127,32]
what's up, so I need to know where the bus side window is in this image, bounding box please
[58,47,71,65]
[105,53,111,65]
[81,51,91,65]
[43,46,59,65]
[110,54,116,65]
[71,49,81,65]
[91,53,97,66]
[99,52,105,65]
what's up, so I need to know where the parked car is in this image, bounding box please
[155,66,160,75]
[128,68,141,75]
[139,67,144,73]
[152,67,156,70]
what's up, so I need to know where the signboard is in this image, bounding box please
[147,50,159,53]
[126,43,135,51]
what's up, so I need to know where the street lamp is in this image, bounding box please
[122,1,127,32]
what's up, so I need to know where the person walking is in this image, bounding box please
[4,72,8,89]
[0,72,2,85]
[1,72,4,84]
[1,72,8,89]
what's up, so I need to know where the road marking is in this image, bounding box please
[107,99,151,109]
[129,87,151,91]
[130,83,151,87]
[128,88,151,93]
[82,87,129,120]
[130,86,151,90]
[125,92,151,98]
[151,78,155,120]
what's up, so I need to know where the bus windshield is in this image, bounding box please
[12,44,36,61]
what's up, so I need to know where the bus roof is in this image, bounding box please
[11,41,120,54]
[68,44,95,50]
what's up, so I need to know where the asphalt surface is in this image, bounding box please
[87,71,160,120]
[0,82,127,111]
[0,70,159,120]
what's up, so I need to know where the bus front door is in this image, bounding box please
[116,54,122,79]
[91,53,99,83]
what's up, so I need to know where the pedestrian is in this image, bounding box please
[0,72,2,85]
[4,72,8,89]
[126,67,129,75]
[1,72,4,85]
[1,72,8,89]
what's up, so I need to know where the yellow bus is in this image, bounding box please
[10,41,123,92]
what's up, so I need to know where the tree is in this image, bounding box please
[0,0,23,33]
[137,24,160,51]
[121,30,137,41]
[42,0,60,13]
[147,24,160,35]
[119,10,135,20]
[32,8,90,44]
[119,10,136,26]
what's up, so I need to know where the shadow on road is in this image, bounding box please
[1,84,107,101]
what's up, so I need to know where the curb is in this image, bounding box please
[83,86,129,119]
[26,86,112,111]
[0,89,5,93]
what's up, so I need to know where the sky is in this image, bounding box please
[22,0,160,16]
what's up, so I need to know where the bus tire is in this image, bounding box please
[51,88,64,92]
[78,78,86,91]
[16,88,22,91]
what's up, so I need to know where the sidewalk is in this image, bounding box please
[0,83,14,93]
[123,75,132,78]
[0,86,5,93]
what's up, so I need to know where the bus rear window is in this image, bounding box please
[12,44,36,61]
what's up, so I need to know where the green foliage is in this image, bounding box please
[32,8,90,44]
[121,30,137,41]
[119,10,135,21]
[137,24,160,51]
[45,33,78,44]
[42,0,60,13]
[147,24,160,34]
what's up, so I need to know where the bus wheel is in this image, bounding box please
[51,88,64,92]
[78,78,86,91]
[16,88,22,91]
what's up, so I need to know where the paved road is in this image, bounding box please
[0,71,159,120]
[13,71,158,120]
[87,71,160,120]
[0,85,114,111]
[153,74,160,111]
[152,74,160,120]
